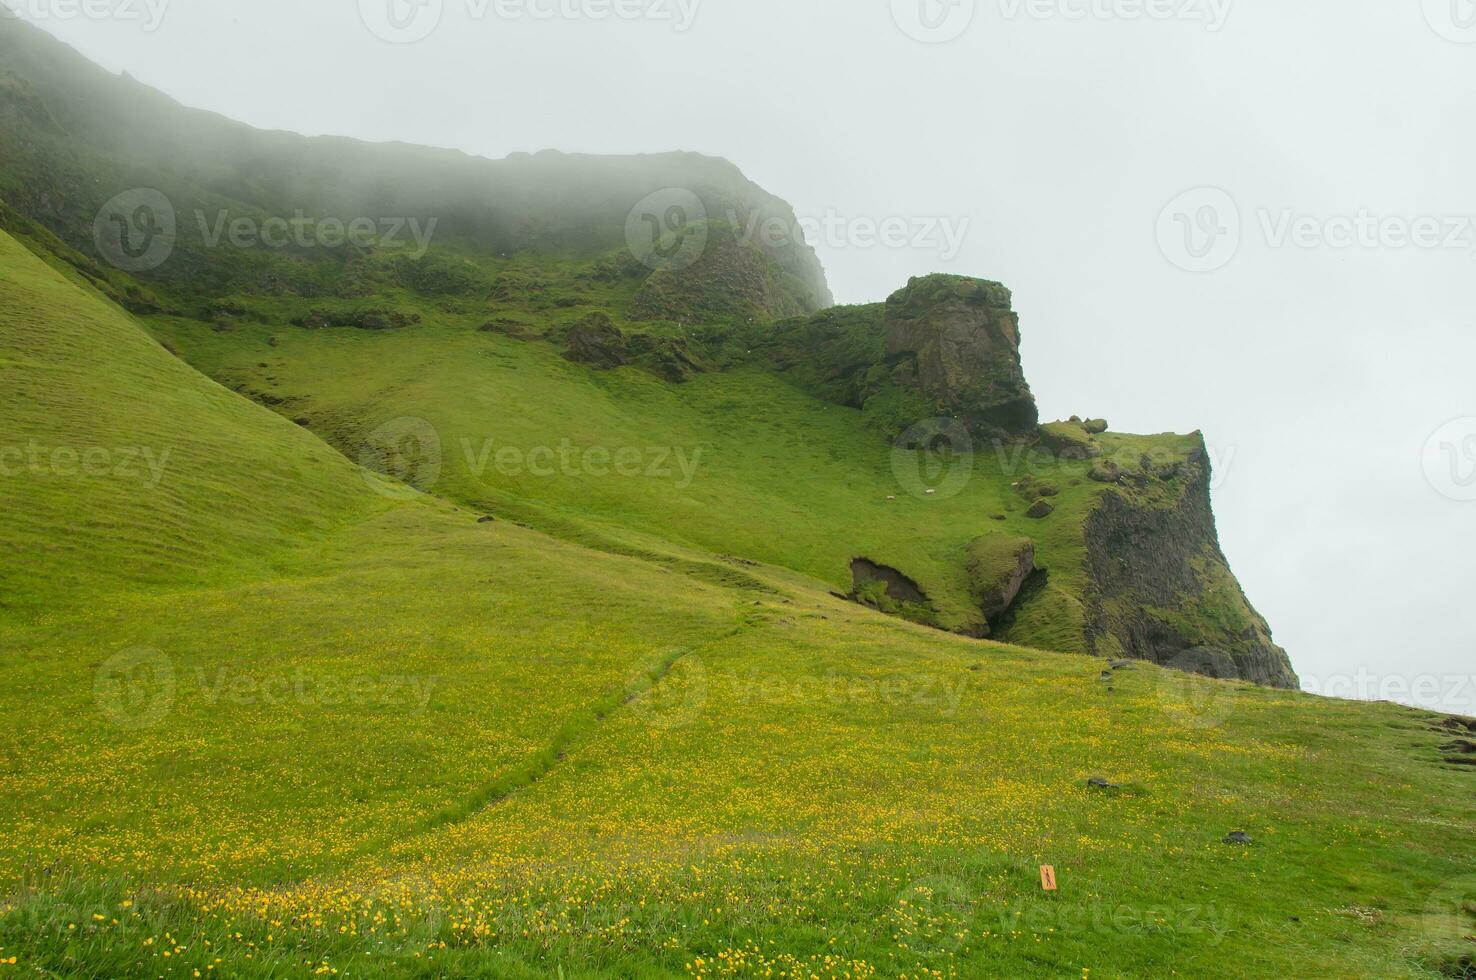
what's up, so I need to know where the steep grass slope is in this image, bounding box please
[1,229,1475,978]
[0,230,374,610]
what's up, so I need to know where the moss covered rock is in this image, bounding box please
[965,534,1036,624]
[883,275,1038,441]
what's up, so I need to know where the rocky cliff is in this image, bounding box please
[1081,440,1300,689]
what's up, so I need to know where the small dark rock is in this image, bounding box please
[477,516,496,524]
[1087,777,1119,790]
[1025,499,1055,519]
[1223,832,1253,846]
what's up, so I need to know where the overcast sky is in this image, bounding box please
[13,0,1476,713]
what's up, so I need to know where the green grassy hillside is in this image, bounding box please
[2,230,1475,979]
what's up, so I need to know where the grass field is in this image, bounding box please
[3,225,1475,980]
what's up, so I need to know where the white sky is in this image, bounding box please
[12,0,1476,714]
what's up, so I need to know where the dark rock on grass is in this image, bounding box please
[564,312,628,369]
[1087,777,1120,790]
[1088,461,1122,484]
[1026,499,1055,519]
[1082,418,1109,434]
[1223,832,1254,846]
[266,335,280,347]
[477,516,496,524]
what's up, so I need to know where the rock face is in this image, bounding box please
[884,275,1038,440]
[563,313,627,369]
[1082,438,1299,690]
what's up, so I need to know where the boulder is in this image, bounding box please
[1026,499,1055,519]
[1039,421,1101,460]
[965,534,1036,623]
[884,275,1038,440]
[1082,418,1109,434]
[1088,461,1122,484]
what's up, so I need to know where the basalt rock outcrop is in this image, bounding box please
[1081,437,1300,690]
[760,274,1039,442]
[884,275,1039,441]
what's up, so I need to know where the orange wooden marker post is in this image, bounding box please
[1040,865,1058,892]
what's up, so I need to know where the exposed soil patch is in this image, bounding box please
[849,558,929,606]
